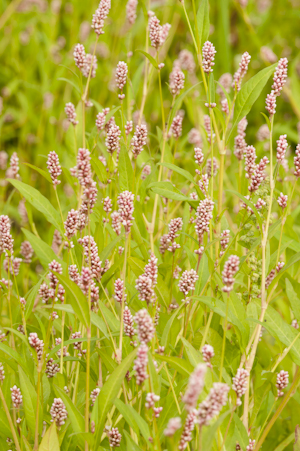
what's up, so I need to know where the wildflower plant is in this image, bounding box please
[1,0,300,450]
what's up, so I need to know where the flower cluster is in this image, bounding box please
[232,368,249,406]
[232,52,251,91]
[222,255,240,292]
[197,383,230,426]
[178,269,199,297]
[276,370,289,397]
[50,398,68,427]
[134,309,155,343]
[202,41,216,73]
[182,363,207,411]
[91,0,111,35]
[149,15,171,49]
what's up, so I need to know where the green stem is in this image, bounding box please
[256,398,277,442]
[85,326,91,451]
[254,367,300,450]
[219,294,229,381]
[119,236,129,361]
[0,385,21,451]
[34,370,42,450]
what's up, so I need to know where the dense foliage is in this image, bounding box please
[1,0,300,450]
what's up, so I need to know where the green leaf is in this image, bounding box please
[54,386,85,449]
[19,366,42,437]
[269,252,300,291]
[94,349,138,448]
[55,273,90,328]
[226,189,263,231]
[98,300,120,332]
[196,251,210,295]
[257,300,300,365]
[22,229,65,270]
[118,144,134,191]
[193,296,247,347]
[159,162,197,186]
[148,351,160,395]
[201,411,231,451]
[161,302,186,348]
[99,233,123,261]
[260,112,271,130]
[233,413,249,451]
[23,163,52,183]
[114,398,151,444]
[136,50,158,69]
[128,256,144,277]
[227,63,277,143]
[169,82,202,126]
[273,433,295,451]
[25,277,44,319]
[104,106,121,126]
[217,0,230,72]
[286,279,300,323]
[0,343,27,371]
[9,179,63,234]
[0,408,12,439]
[149,181,191,202]
[38,423,60,451]
[196,0,210,48]
[57,77,81,94]
[209,73,215,103]
[91,312,109,339]
[91,155,109,184]
[155,355,193,376]
[181,337,202,367]
[22,437,33,451]
[123,430,144,451]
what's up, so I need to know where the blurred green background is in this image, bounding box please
[1,1,300,449]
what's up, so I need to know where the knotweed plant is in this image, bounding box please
[1,0,300,451]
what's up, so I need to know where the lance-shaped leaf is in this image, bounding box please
[54,385,85,450]
[119,143,134,192]
[196,0,210,48]
[38,423,60,451]
[94,349,138,448]
[19,366,42,437]
[114,398,151,444]
[55,273,90,328]
[8,179,64,234]
[22,228,65,270]
[227,63,277,143]
[155,354,194,376]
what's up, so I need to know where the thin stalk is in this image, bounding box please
[271,331,300,373]
[119,236,129,361]
[10,259,27,337]
[218,406,236,451]
[85,326,91,451]
[138,0,151,125]
[218,153,225,219]
[99,280,118,319]
[276,217,285,264]
[7,266,15,349]
[149,59,167,244]
[255,398,277,442]
[0,385,21,451]
[243,115,275,428]
[219,294,229,381]
[200,311,213,349]
[34,370,42,450]
[254,367,300,450]
[276,179,297,264]
[164,363,182,414]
